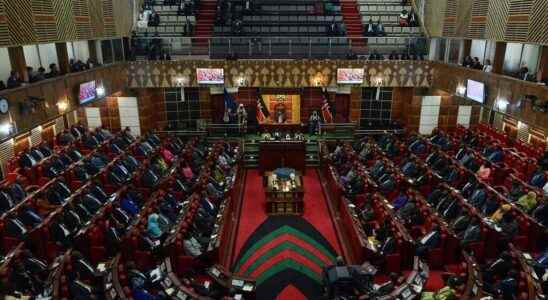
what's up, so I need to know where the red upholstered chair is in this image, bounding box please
[89,246,106,265]
[175,255,195,275]
[427,233,447,269]
[468,241,485,263]
[385,250,402,273]
[134,250,153,270]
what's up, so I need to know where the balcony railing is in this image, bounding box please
[131,36,429,59]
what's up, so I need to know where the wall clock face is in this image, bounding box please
[0,98,8,114]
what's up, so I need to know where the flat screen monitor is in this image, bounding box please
[79,81,97,104]
[196,68,224,84]
[337,68,364,84]
[466,79,485,103]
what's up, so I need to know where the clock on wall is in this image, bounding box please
[0,98,9,114]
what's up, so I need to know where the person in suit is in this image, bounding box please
[533,197,548,226]
[416,225,441,257]
[460,218,481,248]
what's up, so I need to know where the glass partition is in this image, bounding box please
[130,36,430,60]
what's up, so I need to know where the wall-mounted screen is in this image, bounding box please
[337,68,364,84]
[79,81,97,104]
[466,79,485,103]
[196,68,224,84]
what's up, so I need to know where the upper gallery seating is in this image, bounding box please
[135,1,197,37]
[213,0,344,37]
[357,0,425,57]
[132,0,198,59]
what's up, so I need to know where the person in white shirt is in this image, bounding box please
[543,181,548,197]
[483,59,493,73]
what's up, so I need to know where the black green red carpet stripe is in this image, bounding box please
[233,216,338,300]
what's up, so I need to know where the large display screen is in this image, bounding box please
[337,68,365,84]
[466,79,485,103]
[196,68,224,84]
[79,81,97,104]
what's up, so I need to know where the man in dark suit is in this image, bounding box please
[460,218,481,248]
[416,225,441,257]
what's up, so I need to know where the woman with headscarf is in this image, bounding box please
[147,214,163,239]
[517,191,538,212]
[490,204,511,222]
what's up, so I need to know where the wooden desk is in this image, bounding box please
[258,141,306,174]
[265,172,304,215]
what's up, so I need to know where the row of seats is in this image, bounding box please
[242,15,343,22]
[324,143,472,298]
[359,5,412,14]
[325,134,545,299]
[0,125,217,298]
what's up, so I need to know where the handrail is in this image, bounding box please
[410,0,431,38]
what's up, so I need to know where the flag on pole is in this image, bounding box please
[256,94,270,122]
[223,88,237,122]
[321,89,334,123]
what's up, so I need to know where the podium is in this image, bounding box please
[258,141,306,174]
[264,171,304,215]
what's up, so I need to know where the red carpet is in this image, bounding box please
[302,168,342,254]
[233,169,268,262]
[231,168,343,299]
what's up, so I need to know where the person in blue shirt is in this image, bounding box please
[393,190,409,210]
[530,169,546,188]
[121,195,140,216]
[147,213,163,239]
[487,145,504,163]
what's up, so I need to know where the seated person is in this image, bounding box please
[397,198,422,225]
[420,276,459,300]
[516,191,538,212]
[477,162,492,181]
[392,190,409,210]
[459,218,481,248]
[0,189,15,213]
[530,169,546,188]
[147,213,163,239]
[401,158,419,178]
[533,197,548,226]
[481,194,501,216]
[408,138,426,155]
[508,180,525,201]
[498,212,519,240]
[416,225,441,258]
[468,186,487,208]
[19,150,38,169]
[485,144,504,163]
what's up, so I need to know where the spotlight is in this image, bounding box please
[0,123,13,136]
[57,101,68,112]
[496,98,509,112]
[456,85,466,97]
[96,86,105,97]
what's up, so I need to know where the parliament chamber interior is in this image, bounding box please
[0,0,548,299]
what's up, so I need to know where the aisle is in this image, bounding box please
[232,168,341,300]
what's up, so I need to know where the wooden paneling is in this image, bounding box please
[0,1,9,46]
[0,0,130,47]
[431,0,548,44]
[32,0,57,43]
[5,0,36,45]
[0,63,127,134]
[89,0,104,39]
[432,61,548,129]
[52,0,77,41]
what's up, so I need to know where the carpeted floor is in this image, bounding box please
[232,168,341,300]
